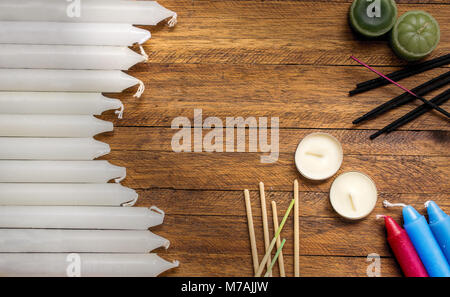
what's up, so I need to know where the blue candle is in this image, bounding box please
[403,205,450,277]
[426,201,450,264]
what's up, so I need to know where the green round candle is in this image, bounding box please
[391,11,440,61]
[349,0,397,37]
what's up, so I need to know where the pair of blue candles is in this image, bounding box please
[399,201,450,277]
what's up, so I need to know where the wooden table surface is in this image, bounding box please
[98,0,449,277]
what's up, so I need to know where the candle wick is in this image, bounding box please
[417,22,429,34]
[305,152,323,158]
[349,193,357,212]
[383,200,407,208]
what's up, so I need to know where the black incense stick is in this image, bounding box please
[356,54,450,88]
[353,71,450,124]
[350,56,450,119]
[370,88,450,140]
[350,54,450,96]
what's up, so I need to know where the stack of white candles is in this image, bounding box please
[0,0,178,277]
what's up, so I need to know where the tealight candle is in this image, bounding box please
[0,0,177,26]
[0,230,169,253]
[391,11,440,61]
[295,133,343,180]
[0,183,138,206]
[0,45,146,70]
[0,206,165,229]
[0,138,110,160]
[0,22,151,46]
[0,92,124,118]
[330,172,377,220]
[0,115,113,138]
[0,69,144,97]
[349,0,397,38]
[0,161,126,183]
[0,254,178,277]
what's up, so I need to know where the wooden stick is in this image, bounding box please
[244,189,259,274]
[271,201,286,277]
[264,238,286,277]
[294,179,300,277]
[255,199,295,277]
[259,182,272,277]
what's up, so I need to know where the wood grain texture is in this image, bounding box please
[98,0,449,276]
[106,64,450,130]
[139,1,450,65]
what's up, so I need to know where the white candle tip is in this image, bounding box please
[121,194,139,207]
[115,174,126,184]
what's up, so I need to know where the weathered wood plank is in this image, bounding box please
[159,253,402,277]
[143,1,450,65]
[98,127,450,156]
[136,188,449,217]
[150,214,393,257]
[106,151,449,193]
[105,64,450,130]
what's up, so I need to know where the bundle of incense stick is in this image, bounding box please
[243,181,300,277]
[350,55,450,138]
[354,71,450,124]
[350,54,450,96]
[371,88,450,139]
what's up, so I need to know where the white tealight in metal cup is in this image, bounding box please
[330,171,378,220]
[294,132,343,180]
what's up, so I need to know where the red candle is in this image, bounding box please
[382,215,428,277]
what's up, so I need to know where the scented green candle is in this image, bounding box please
[349,0,397,37]
[391,11,440,61]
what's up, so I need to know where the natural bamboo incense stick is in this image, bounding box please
[353,71,450,124]
[294,179,300,277]
[259,182,272,277]
[350,56,450,119]
[255,199,295,277]
[264,239,286,277]
[244,189,259,274]
[271,201,286,277]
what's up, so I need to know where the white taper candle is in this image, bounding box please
[0,183,138,206]
[0,206,165,229]
[0,254,178,277]
[0,115,113,137]
[0,45,146,70]
[0,69,144,97]
[0,161,126,183]
[0,22,151,46]
[0,230,169,253]
[0,138,110,160]
[0,0,177,26]
[0,92,124,118]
